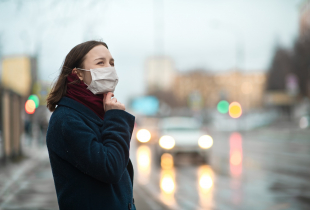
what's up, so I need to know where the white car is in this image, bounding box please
[155,117,213,165]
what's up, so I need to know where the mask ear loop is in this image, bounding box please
[74,67,92,87]
[76,67,91,71]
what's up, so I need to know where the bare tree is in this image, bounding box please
[292,30,310,97]
[266,47,293,91]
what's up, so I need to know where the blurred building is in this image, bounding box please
[300,0,310,37]
[32,80,52,106]
[145,56,176,93]
[173,70,266,110]
[144,57,266,111]
[0,55,37,161]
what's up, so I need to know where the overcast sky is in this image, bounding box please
[0,0,304,103]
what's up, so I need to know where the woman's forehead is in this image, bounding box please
[86,45,112,60]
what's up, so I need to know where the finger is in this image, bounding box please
[104,92,113,103]
[111,98,117,103]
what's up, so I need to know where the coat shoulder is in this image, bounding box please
[47,105,81,139]
[50,105,81,124]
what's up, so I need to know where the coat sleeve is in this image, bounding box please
[60,109,135,184]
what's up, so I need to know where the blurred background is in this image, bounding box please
[0,0,310,209]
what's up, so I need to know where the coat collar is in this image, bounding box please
[57,97,103,125]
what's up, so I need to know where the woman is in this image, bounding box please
[46,40,136,210]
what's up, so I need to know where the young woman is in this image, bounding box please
[46,41,136,210]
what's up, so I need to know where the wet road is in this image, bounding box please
[131,126,310,210]
[1,126,310,210]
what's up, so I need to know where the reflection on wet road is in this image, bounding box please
[131,129,310,210]
[230,132,242,178]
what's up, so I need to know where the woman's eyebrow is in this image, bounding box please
[94,57,114,62]
[94,57,106,61]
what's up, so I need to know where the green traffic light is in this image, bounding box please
[217,100,229,114]
[28,95,39,108]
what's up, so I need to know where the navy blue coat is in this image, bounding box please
[46,97,136,210]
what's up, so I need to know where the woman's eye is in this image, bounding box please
[97,61,104,65]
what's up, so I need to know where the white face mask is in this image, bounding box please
[76,66,119,95]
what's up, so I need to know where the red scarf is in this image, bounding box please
[66,73,105,120]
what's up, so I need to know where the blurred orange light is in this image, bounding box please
[160,169,176,206]
[229,102,242,118]
[230,151,242,165]
[136,145,151,185]
[137,146,151,169]
[161,153,174,169]
[199,174,213,190]
[25,100,36,114]
[198,165,214,208]
[160,171,175,194]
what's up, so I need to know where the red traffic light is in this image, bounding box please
[25,100,36,114]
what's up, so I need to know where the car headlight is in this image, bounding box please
[198,135,213,149]
[159,135,175,150]
[136,129,151,143]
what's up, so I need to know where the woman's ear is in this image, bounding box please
[72,68,84,81]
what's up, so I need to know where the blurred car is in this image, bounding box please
[155,117,213,165]
[133,116,160,144]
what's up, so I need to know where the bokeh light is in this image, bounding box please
[159,136,175,150]
[136,129,151,143]
[198,165,214,208]
[230,151,242,166]
[160,169,176,207]
[229,132,243,177]
[137,146,151,169]
[161,153,174,169]
[198,135,213,149]
[160,174,175,194]
[136,145,151,185]
[25,100,36,114]
[217,100,229,114]
[28,95,39,108]
[229,102,242,118]
[199,174,213,190]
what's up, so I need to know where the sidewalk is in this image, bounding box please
[0,144,166,210]
[0,145,56,210]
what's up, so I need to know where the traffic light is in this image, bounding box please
[229,102,242,118]
[217,100,229,114]
[28,94,39,108]
[25,100,36,114]
[25,95,40,114]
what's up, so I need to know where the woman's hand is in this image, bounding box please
[103,92,126,112]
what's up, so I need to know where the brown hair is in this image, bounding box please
[46,40,108,112]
